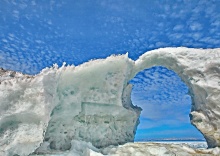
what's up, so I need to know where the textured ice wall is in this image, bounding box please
[0,47,220,155]
[40,55,141,152]
[0,66,61,155]
[0,55,142,156]
[134,47,220,148]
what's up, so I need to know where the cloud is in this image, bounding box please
[189,22,203,31]
[173,25,184,31]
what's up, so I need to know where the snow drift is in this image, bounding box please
[0,47,220,155]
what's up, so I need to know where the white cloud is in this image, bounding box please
[173,25,184,31]
[189,22,203,31]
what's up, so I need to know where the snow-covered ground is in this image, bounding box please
[30,141,219,156]
[98,142,219,156]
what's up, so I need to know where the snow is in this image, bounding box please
[0,66,61,155]
[31,142,219,156]
[0,47,220,155]
[0,55,141,155]
[93,142,219,156]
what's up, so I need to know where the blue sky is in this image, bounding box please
[1,0,220,140]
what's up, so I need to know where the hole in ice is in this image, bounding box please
[130,66,205,142]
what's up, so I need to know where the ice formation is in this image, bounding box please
[133,48,220,148]
[0,47,220,155]
[94,142,220,156]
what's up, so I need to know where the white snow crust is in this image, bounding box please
[94,142,220,156]
[0,47,220,155]
[31,141,219,156]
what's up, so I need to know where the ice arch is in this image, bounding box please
[132,48,220,148]
[0,47,220,155]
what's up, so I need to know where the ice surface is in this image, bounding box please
[0,55,141,155]
[0,47,220,155]
[0,66,61,155]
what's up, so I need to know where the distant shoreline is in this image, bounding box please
[135,139,206,142]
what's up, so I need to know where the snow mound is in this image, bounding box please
[98,142,220,156]
[30,141,220,156]
[0,47,220,155]
[0,66,61,155]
